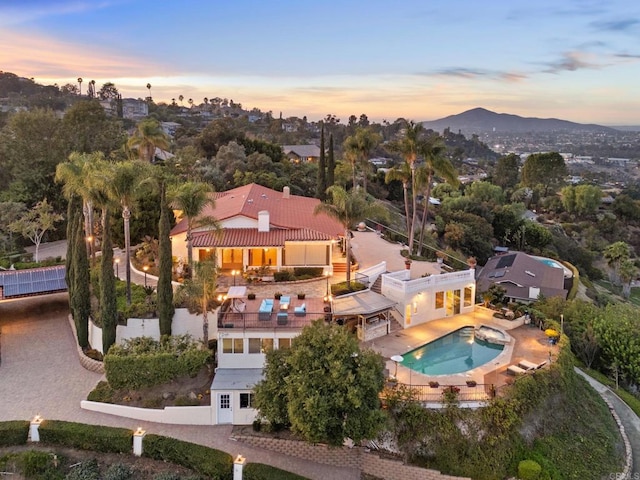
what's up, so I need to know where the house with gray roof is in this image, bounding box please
[282,144,321,163]
[476,251,569,303]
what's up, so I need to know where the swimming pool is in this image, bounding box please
[401,326,504,376]
[533,256,573,278]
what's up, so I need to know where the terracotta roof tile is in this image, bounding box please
[170,183,344,238]
[192,228,333,248]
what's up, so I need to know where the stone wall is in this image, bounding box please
[67,315,104,374]
[231,433,471,480]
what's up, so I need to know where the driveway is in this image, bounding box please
[0,294,359,480]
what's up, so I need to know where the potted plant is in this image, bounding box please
[297,292,306,300]
[274,292,282,300]
[466,380,477,387]
[429,381,439,388]
[247,292,256,300]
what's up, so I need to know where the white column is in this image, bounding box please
[133,427,146,456]
[29,415,43,442]
[233,454,246,480]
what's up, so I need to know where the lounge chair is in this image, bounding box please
[507,364,528,376]
[259,299,274,320]
[518,360,547,370]
[277,312,288,325]
[294,303,306,317]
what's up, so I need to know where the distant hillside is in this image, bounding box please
[422,107,616,135]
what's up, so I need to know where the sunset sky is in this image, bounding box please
[2,0,640,124]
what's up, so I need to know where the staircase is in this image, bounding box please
[371,275,383,294]
[389,309,404,333]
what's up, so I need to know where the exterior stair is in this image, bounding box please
[389,309,404,333]
[371,275,384,294]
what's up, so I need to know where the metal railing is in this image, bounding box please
[217,310,331,329]
[386,383,493,403]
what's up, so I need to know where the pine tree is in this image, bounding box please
[100,211,117,354]
[327,133,335,188]
[65,195,78,320]
[157,181,174,336]
[316,124,327,200]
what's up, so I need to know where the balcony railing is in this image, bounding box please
[384,383,493,403]
[217,310,331,329]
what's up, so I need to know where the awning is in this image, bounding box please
[226,286,247,299]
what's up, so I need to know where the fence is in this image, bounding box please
[387,383,493,403]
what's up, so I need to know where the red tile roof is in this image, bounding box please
[170,184,344,239]
[192,228,334,247]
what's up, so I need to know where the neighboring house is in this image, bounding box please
[121,98,149,119]
[282,144,321,163]
[476,251,569,303]
[170,183,343,273]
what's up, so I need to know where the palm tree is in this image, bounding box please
[56,151,105,264]
[619,258,638,299]
[314,186,387,284]
[170,181,217,278]
[178,94,184,106]
[181,259,218,345]
[389,120,424,254]
[127,118,170,163]
[415,133,458,254]
[77,77,83,95]
[106,160,149,304]
[343,127,381,192]
[146,83,152,101]
[603,241,630,285]
[385,161,412,244]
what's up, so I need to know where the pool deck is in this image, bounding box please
[364,305,555,389]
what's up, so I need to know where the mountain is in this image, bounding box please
[422,107,616,134]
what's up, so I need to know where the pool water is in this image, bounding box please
[401,326,504,376]
[537,258,562,269]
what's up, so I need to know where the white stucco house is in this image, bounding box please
[169,183,344,275]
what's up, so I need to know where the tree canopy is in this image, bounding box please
[254,320,386,446]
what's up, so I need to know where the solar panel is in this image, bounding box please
[496,254,516,269]
[0,265,67,298]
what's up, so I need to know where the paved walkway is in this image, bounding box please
[575,368,639,475]
[0,294,358,480]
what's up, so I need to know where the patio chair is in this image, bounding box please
[518,360,548,371]
[294,303,306,317]
[279,296,291,310]
[259,299,274,321]
[506,364,528,376]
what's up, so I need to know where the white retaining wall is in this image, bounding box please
[89,308,215,354]
[81,400,214,425]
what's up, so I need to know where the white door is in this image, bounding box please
[217,393,233,424]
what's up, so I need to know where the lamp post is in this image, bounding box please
[560,314,564,338]
[143,265,149,287]
[115,258,120,278]
[324,271,330,301]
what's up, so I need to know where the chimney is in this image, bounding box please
[283,186,290,199]
[258,211,270,232]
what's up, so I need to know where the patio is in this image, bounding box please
[364,306,554,402]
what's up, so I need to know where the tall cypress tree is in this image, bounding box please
[327,133,335,188]
[157,180,174,336]
[72,202,90,348]
[65,195,78,320]
[316,124,326,200]
[100,210,117,354]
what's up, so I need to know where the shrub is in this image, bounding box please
[274,271,293,282]
[19,450,61,478]
[0,420,29,446]
[518,459,542,480]
[87,381,115,403]
[38,421,132,454]
[174,395,200,406]
[143,434,233,479]
[105,336,210,390]
[331,281,367,296]
[293,267,323,278]
[103,463,134,480]
[83,348,103,361]
[66,458,100,480]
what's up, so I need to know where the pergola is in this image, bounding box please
[331,290,396,342]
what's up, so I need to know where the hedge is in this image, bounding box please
[142,434,233,480]
[105,349,209,390]
[0,420,29,446]
[38,420,132,453]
